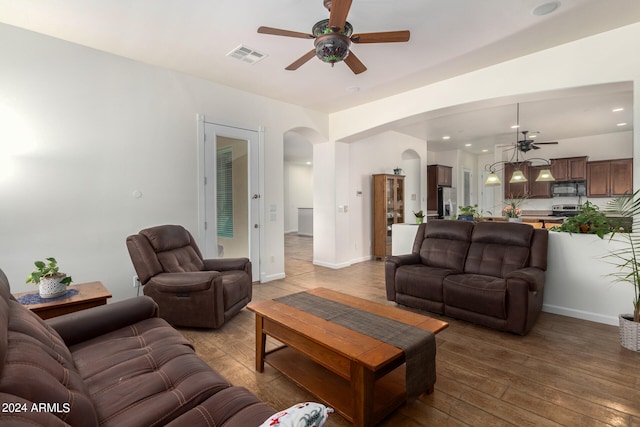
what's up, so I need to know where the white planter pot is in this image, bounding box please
[619,314,640,351]
[38,276,68,298]
[508,217,523,222]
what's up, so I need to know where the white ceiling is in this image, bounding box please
[1,0,637,160]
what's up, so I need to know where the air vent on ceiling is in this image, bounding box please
[226,45,267,64]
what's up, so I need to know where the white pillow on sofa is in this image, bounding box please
[260,402,333,427]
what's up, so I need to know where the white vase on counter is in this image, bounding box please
[508,217,523,222]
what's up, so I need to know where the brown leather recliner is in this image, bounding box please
[126,224,252,329]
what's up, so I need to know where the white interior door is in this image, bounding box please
[199,119,261,280]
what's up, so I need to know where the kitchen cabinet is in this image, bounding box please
[587,158,633,197]
[550,156,588,181]
[503,162,529,199]
[372,174,405,259]
[528,165,551,198]
[428,165,452,187]
[427,164,452,210]
[610,158,633,196]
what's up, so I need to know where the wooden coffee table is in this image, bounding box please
[248,288,448,426]
[14,281,112,320]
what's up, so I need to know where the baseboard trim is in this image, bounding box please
[542,304,618,326]
[260,272,285,283]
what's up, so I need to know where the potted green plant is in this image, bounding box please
[413,210,425,224]
[458,205,478,222]
[550,200,612,238]
[604,191,640,351]
[26,257,73,298]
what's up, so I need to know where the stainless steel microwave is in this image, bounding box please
[551,181,586,197]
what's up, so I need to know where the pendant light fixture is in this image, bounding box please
[484,103,555,186]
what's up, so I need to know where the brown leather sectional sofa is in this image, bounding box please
[0,268,275,426]
[385,220,548,335]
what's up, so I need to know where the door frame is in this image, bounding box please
[196,114,264,281]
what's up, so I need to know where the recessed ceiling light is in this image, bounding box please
[511,125,520,129]
[306,161,312,165]
[532,1,561,16]
[530,134,537,138]
[442,136,451,140]
[482,149,489,153]
[465,143,472,147]
[617,122,627,126]
[612,107,625,112]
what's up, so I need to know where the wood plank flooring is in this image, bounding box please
[178,233,640,426]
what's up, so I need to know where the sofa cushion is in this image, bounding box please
[418,221,473,270]
[141,225,205,273]
[0,300,99,426]
[464,222,533,277]
[396,265,456,302]
[157,246,205,273]
[443,274,507,319]
[166,387,277,427]
[69,317,232,427]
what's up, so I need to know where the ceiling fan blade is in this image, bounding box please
[285,49,317,71]
[534,141,559,145]
[258,26,314,39]
[351,30,410,44]
[328,0,352,31]
[344,51,367,74]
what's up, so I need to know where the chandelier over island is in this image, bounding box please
[484,104,556,185]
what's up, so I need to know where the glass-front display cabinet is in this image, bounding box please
[372,174,405,259]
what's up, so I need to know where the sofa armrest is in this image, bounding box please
[147,271,221,293]
[506,267,546,293]
[203,257,251,273]
[385,253,421,301]
[46,296,159,346]
[386,253,421,267]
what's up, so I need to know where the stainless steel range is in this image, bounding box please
[551,204,582,217]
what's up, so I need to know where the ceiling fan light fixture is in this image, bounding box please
[312,19,353,37]
[535,169,555,182]
[314,34,351,64]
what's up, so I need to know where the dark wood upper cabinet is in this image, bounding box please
[550,156,587,181]
[587,158,632,197]
[428,165,452,187]
[528,165,551,198]
[427,165,452,210]
[610,158,633,196]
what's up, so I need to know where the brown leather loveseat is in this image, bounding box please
[0,268,275,426]
[385,220,548,335]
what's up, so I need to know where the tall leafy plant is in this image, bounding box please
[604,190,640,323]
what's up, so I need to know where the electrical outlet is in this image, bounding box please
[132,276,140,288]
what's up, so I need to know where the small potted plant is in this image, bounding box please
[458,205,478,222]
[26,257,72,298]
[413,210,425,224]
[503,194,527,222]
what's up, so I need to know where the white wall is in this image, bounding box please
[347,131,427,263]
[545,232,635,325]
[0,23,327,301]
[283,162,313,233]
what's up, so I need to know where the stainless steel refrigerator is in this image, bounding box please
[437,187,457,219]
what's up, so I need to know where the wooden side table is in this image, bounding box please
[14,281,112,320]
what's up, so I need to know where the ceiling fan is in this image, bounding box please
[257,0,410,74]
[517,130,558,153]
